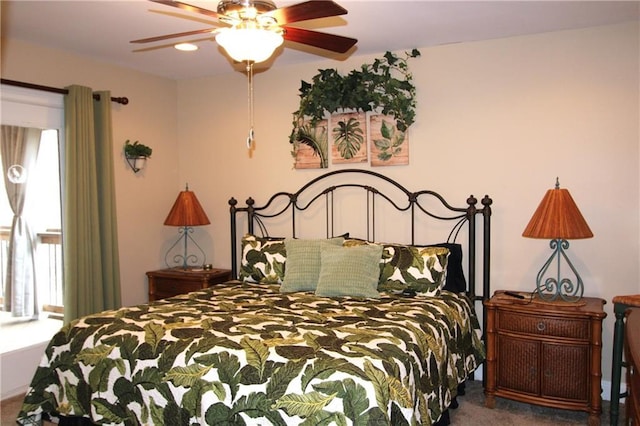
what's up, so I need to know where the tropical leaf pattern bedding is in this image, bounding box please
[18,281,484,426]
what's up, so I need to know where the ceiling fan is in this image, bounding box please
[132,0,357,151]
[131,0,358,62]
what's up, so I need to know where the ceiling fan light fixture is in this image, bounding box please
[138,0,357,152]
[215,27,283,63]
[217,0,277,18]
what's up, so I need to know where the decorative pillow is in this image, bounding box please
[344,239,449,296]
[238,234,286,284]
[343,238,370,248]
[426,243,466,293]
[240,233,350,285]
[280,237,344,293]
[315,243,383,298]
[378,244,449,296]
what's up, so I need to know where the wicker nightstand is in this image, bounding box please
[484,290,606,426]
[146,267,232,301]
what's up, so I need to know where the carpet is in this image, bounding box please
[450,380,619,425]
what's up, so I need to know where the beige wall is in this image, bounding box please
[177,21,640,385]
[1,38,180,307]
[1,21,638,387]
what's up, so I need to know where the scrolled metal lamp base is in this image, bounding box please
[535,238,584,302]
[164,226,207,270]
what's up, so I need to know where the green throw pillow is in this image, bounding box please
[315,243,383,298]
[280,237,344,292]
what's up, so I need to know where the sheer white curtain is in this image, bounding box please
[1,125,42,317]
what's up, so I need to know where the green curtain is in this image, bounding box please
[63,85,121,323]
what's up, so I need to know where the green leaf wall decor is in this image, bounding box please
[290,49,420,143]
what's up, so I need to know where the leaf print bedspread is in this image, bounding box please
[18,281,485,425]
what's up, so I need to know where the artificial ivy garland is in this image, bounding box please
[290,49,421,147]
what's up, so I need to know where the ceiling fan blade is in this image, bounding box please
[265,0,347,25]
[131,28,215,44]
[149,0,221,19]
[149,8,218,26]
[283,27,356,53]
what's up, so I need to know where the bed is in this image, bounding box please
[17,169,492,425]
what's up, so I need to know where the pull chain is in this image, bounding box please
[246,61,255,150]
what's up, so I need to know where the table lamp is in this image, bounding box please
[164,184,210,269]
[522,178,593,302]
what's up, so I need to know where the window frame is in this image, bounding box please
[1,85,65,312]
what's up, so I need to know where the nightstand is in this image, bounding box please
[484,290,606,426]
[146,268,233,301]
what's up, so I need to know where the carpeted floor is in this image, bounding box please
[0,380,623,425]
[0,394,57,426]
[449,380,620,425]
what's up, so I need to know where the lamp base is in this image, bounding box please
[164,226,207,269]
[535,239,584,303]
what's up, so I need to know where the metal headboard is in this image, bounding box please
[228,169,492,303]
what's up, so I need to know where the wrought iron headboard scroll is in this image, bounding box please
[229,169,492,302]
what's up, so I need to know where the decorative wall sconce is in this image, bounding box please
[124,140,152,173]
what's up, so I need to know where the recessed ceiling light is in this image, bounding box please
[174,43,198,52]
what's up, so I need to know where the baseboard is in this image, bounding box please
[602,379,627,402]
[475,364,483,380]
[0,384,29,402]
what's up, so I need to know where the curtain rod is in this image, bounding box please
[0,78,129,105]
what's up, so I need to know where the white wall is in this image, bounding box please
[0,343,49,399]
[177,21,640,386]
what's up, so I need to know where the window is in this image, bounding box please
[0,86,64,314]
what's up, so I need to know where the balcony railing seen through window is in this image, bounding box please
[0,228,63,315]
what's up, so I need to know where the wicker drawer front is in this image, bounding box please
[497,336,539,395]
[498,311,589,340]
[541,343,589,402]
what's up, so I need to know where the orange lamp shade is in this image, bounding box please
[164,187,210,227]
[522,181,592,240]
